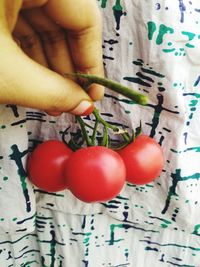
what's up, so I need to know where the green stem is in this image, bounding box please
[76,116,93,146]
[80,121,95,131]
[65,73,148,105]
[92,108,131,146]
[101,126,109,147]
[121,132,131,143]
[91,120,99,145]
[67,139,81,152]
[93,108,119,132]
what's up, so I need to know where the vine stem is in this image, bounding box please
[92,108,118,131]
[76,116,93,146]
[102,126,109,147]
[65,73,148,105]
[92,108,131,145]
[91,120,99,145]
[64,73,146,149]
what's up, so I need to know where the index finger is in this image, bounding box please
[44,0,104,100]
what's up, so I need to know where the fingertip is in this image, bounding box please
[79,65,105,101]
[70,100,94,116]
[88,84,105,101]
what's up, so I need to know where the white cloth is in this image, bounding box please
[0,0,200,266]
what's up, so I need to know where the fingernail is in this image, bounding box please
[71,100,94,116]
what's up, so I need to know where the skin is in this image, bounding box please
[0,0,104,116]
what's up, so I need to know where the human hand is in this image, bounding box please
[0,0,104,116]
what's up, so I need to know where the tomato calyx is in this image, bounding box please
[62,107,143,152]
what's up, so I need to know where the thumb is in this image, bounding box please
[0,33,94,116]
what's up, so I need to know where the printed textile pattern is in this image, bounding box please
[0,1,200,266]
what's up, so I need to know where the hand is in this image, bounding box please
[0,0,104,116]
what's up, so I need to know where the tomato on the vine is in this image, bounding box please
[64,146,126,203]
[28,140,73,192]
[118,135,164,185]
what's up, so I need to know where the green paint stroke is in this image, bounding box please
[10,145,31,212]
[124,248,129,261]
[182,31,196,41]
[147,22,174,45]
[108,224,125,245]
[113,0,123,11]
[112,0,124,31]
[162,48,176,53]
[171,146,200,153]
[146,184,154,188]
[141,239,200,252]
[160,224,168,228]
[39,230,65,267]
[149,216,171,229]
[191,93,200,98]
[108,223,159,245]
[192,224,200,236]
[100,0,107,8]
[182,31,196,48]
[186,43,195,48]
[189,100,198,106]
[147,21,156,40]
[149,216,172,225]
[21,175,28,192]
[83,237,90,244]
[156,24,174,45]
[162,169,200,214]
[21,261,39,266]
[189,113,193,120]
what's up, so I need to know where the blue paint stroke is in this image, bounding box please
[155,3,161,10]
[194,75,200,87]
[178,0,186,23]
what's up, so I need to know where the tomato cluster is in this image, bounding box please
[27,74,164,202]
[27,135,164,203]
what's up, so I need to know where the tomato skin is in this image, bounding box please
[118,135,164,185]
[64,146,126,203]
[28,140,73,192]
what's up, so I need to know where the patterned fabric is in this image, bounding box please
[0,106,36,234]
[0,0,200,266]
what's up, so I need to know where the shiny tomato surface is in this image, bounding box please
[28,140,72,192]
[118,135,164,185]
[64,146,126,202]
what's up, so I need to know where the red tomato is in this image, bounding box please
[118,135,164,185]
[64,146,126,203]
[28,140,73,192]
